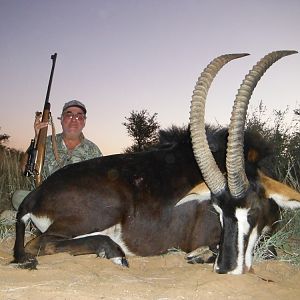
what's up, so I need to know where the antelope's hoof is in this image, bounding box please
[110,256,129,267]
[185,247,216,264]
[11,255,38,270]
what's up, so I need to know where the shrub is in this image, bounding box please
[0,145,32,212]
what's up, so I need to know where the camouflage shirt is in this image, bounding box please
[41,133,102,180]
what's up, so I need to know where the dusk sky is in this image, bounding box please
[1,0,299,155]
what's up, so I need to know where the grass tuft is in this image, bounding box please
[0,145,32,212]
[254,210,300,265]
[0,217,16,241]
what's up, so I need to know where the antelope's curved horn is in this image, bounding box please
[190,53,249,195]
[226,50,298,198]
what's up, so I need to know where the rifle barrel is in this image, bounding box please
[44,53,57,107]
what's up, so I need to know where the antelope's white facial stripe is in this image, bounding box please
[212,204,223,272]
[22,213,53,233]
[212,204,223,227]
[74,224,134,256]
[245,226,258,270]
[229,208,250,275]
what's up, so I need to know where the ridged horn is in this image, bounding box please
[190,53,249,195]
[226,50,298,198]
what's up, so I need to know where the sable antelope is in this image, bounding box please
[12,50,300,274]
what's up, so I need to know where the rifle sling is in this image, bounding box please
[50,113,63,168]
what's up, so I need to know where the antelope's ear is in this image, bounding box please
[176,182,211,207]
[259,171,300,209]
[188,182,210,195]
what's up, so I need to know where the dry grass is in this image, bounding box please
[0,145,32,212]
[0,216,16,241]
[254,210,300,265]
[254,168,300,265]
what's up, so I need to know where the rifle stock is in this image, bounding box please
[34,103,51,186]
[24,53,57,187]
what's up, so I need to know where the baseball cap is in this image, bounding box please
[62,100,87,114]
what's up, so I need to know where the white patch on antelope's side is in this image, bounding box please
[229,208,250,275]
[74,224,134,256]
[245,226,258,270]
[28,213,53,233]
[212,204,223,227]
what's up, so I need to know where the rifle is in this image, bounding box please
[24,53,57,187]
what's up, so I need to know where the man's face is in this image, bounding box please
[61,106,86,138]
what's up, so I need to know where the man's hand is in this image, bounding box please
[34,111,48,138]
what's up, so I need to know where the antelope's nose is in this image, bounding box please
[215,266,228,274]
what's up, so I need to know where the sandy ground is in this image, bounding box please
[0,236,300,300]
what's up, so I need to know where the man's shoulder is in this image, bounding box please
[82,137,99,148]
[82,138,102,157]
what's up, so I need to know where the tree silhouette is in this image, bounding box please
[123,109,160,153]
[0,127,10,144]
